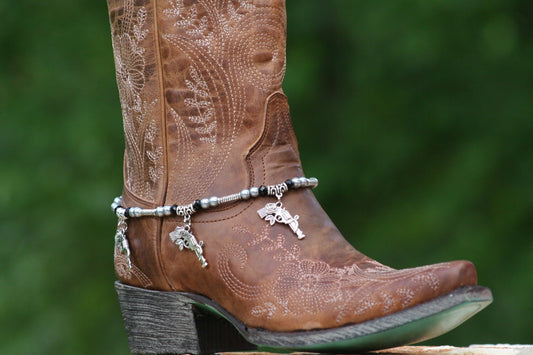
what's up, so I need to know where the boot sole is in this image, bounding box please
[115,281,492,354]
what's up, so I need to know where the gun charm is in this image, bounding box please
[115,217,132,269]
[169,226,208,268]
[258,202,305,239]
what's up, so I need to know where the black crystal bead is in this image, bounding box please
[259,185,268,196]
[170,205,178,214]
[285,179,294,189]
[193,200,202,211]
[124,208,131,218]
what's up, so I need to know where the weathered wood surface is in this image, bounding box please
[373,345,533,354]
[224,344,533,355]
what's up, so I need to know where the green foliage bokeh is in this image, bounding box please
[1,0,532,353]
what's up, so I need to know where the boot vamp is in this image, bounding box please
[160,189,478,331]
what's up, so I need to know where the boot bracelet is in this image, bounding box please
[111,177,318,269]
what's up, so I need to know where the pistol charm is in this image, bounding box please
[169,226,208,268]
[257,201,305,239]
[115,217,132,269]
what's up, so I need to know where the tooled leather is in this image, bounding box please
[159,0,287,205]
[107,0,479,332]
[108,0,166,204]
[114,248,153,288]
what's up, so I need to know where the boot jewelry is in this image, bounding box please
[169,211,208,268]
[114,216,132,269]
[111,177,318,268]
[257,180,305,239]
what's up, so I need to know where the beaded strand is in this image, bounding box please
[111,176,318,268]
[111,176,318,219]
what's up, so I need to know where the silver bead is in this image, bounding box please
[209,196,219,207]
[250,187,259,197]
[309,177,319,188]
[111,202,118,211]
[163,205,172,216]
[114,196,122,204]
[240,189,251,200]
[292,177,301,188]
[201,198,210,209]
[156,206,166,217]
[299,177,308,187]
[128,207,137,217]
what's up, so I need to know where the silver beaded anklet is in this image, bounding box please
[112,177,318,269]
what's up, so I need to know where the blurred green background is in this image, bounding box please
[1,0,532,353]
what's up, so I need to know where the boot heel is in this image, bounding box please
[115,281,255,354]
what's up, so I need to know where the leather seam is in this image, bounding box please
[195,93,283,223]
[152,0,173,291]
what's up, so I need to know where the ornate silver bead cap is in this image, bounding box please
[116,208,126,218]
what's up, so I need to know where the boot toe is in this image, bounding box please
[393,259,479,314]
[432,259,478,292]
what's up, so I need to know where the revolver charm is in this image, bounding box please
[115,217,132,269]
[169,226,208,268]
[258,202,305,239]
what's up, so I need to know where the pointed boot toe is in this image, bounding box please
[450,260,479,287]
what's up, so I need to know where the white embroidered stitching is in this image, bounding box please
[111,0,163,202]
[114,248,153,288]
[218,225,449,324]
[161,0,286,203]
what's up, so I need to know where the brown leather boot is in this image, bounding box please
[106,0,492,353]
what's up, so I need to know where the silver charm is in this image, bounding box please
[115,217,132,269]
[258,201,305,239]
[169,225,208,268]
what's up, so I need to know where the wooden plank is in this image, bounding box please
[224,344,533,355]
[374,345,533,354]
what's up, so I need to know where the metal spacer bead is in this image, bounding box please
[240,189,251,200]
[292,177,301,188]
[309,177,319,188]
[155,206,166,217]
[200,198,210,209]
[299,177,308,187]
[163,205,172,216]
[250,187,259,198]
[209,196,219,207]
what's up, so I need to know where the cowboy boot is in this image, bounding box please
[106,0,492,353]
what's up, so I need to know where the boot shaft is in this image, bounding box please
[108,0,288,205]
